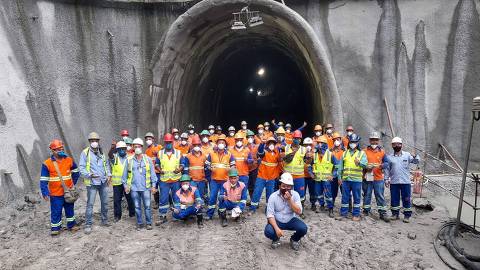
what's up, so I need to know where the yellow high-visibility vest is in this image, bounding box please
[82,148,108,186]
[158,149,182,181]
[127,155,151,188]
[111,155,127,186]
[313,150,333,181]
[283,145,306,176]
[342,150,365,180]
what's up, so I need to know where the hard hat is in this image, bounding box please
[317,135,328,144]
[257,124,264,129]
[116,141,127,149]
[216,125,222,131]
[164,133,174,142]
[325,123,334,129]
[120,130,129,137]
[279,173,294,186]
[132,138,144,146]
[144,132,155,138]
[180,174,191,182]
[349,133,361,143]
[180,132,189,139]
[228,126,235,131]
[266,137,277,143]
[285,123,292,128]
[392,137,403,144]
[228,168,239,177]
[123,137,133,144]
[264,122,270,126]
[217,134,227,142]
[49,139,64,150]
[188,124,194,130]
[369,132,380,139]
[303,137,313,145]
[200,130,210,136]
[88,132,100,140]
[293,130,302,139]
[346,125,354,131]
[172,128,179,133]
[275,127,286,135]
[241,121,247,125]
[208,125,215,130]
[314,125,322,131]
[191,135,201,145]
[332,132,342,139]
[278,121,284,126]
[234,133,244,139]
[247,130,255,137]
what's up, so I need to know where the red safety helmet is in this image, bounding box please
[49,139,64,150]
[164,133,174,142]
[191,135,201,145]
[293,130,302,139]
[120,129,129,137]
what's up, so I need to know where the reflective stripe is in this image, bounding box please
[403,208,412,212]
[40,176,49,181]
[208,205,217,209]
[218,208,226,212]
[127,156,151,188]
[341,204,349,207]
[66,216,76,222]
[48,175,72,182]
[250,202,259,206]
[211,163,229,169]
[189,166,204,170]
[159,205,170,209]
[159,150,182,181]
[313,150,333,180]
[391,206,401,210]
[111,156,127,186]
[353,204,361,207]
[284,146,306,175]
[83,148,108,186]
[261,161,278,167]
[51,221,62,227]
[363,205,371,209]
[342,150,365,180]
[71,168,79,173]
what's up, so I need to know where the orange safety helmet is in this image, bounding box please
[293,130,302,139]
[164,133,174,142]
[191,134,201,145]
[217,134,227,142]
[49,139,64,150]
[332,132,342,139]
[120,129,129,137]
[317,136,328,144]
[314,125,322,131]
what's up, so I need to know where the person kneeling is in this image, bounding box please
[218,168,248,227]
[264,173,308,251]
[172,174,204,228]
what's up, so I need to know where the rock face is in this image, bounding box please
[0,0,479,200]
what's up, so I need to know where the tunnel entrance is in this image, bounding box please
[152,0,342,133]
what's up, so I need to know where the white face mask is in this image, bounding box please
[315,132,321,137]
[182,184,190,191]
[347,131,353,136]
[209,129,214,135]
[306,146,312,152]
[371,144,378,149]
[258,129,264,134]
[349,143,357,149]
[286,129,291,133]
[236,141,243,148]
[90,142,99,149]
[202,137,209,143]
[174,134,179,140]
[229,132,235,137]
[326,129,333,134]
[334,140,341,147]
[242,126,247,130]
[146,139,153,146]
[181,140,187,146]
[193,146,201,152]
[127,146,132,151]
[189,130,194,134]
[268,144,275,151]
[217,144,225,150]
[265,126,269,131]
[248,138,254,144]
[134,147,142,155]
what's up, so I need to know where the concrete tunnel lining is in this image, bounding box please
[152,0,342,132]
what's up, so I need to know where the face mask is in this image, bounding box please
[347,131,353,136]
[165,143,173,150]
[315,132,322,137]
[349,143,357,149]
[189,130,194,134]
[306,146,312,152]
[57,151,68,158]
[217,144,225,150]
[236,141,243,148]
[193,146,201,152]
[230,182,237,188]
[146,139,153,146]
[371,144,378,149]
[293,139,300,145]
[174,134,179,140]
[393,146,402,152]
[134,147,142,155]
[334,140,341,147]
[258,129,264,134]
[127,146,132,151]
[117,149,127,157]
[209,129,214,135]
[278,136,284,142]
[286,129,291,133]
[248,138,254,144]
[90,142,99,149]
[280,188,288,196]
[265,126,269,131]
[242,126,247,130]
[229,132,235,137]
[181,140,187,146]
[202,137,209,143]
[326,129,333,134]
[268,144,275,151]
[182,184,190,191]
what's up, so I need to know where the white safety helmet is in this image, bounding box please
[391,137,403,144]
[116,141,127,149]
[279,172,294,186]
[303,137,313,145]
[132,138,144,146]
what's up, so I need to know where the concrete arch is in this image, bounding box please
[152,0,342,132]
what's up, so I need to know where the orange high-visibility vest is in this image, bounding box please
[231,147,250,176]
[247,144,259,172]
[210,151,232,181]
[223,181,246,203]
[257,150,281,180]
[176,186,197,206]
[43,157,75,196]
[364,147,385,180]
[186,152,207,181]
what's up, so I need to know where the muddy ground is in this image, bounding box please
[0,183,460,270]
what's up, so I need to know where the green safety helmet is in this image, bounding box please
[247,130,255,137]
[228,168,239,177]
[200,130,210,136]
[180,174,191,182]
[123,137,133,144]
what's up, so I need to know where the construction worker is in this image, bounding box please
[120,129,130,141]
[205,135,236,219]
[324,123,335,149]
[183,135,208,199]
[175,132,191,156]
[343,125,354,148]
[336,133,367,221]
[226,126,236,148]
[275,127,288,147]
[312,136,338,218]
[239,120,248,137]
[187,124,196,144]
[211,125,223,144]
[255,124,266,144]
[218,168,248,227]
[362,132,389,222]
[231,132,254,189]
[246,130,260,199]
[330,132,344,207]
[40,139,80,235]
[302,137,316,211]
[144,132,162,209]
[264,173,307,251]
[156,133,183,224]
[208,125,215,137]
[250,137,282,213]
[172,128,180,148]
[110,141,135,222]
[172,174,204,228]
[263,122,274,138]
[79,132,111,234]
[124,137,135,157]
[199,130,214,156]
[284,123,293,145]
[283,130,309,207]
[312,125,323,146]
[384,137,419,223]
[122,138,158,230]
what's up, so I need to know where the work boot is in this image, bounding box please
[320,205,325,212]
[311,204,317,212]
[380,214,390,223]
[68,225,80,232]
[197,214,204,228]
[84,226,92,235]
[136,224,143,231]
[389,215,400,221]
[101,222,111,227]
[50,230,60,236]
[271,240,281,249]
[335,215,347,221]
[363,210,370,217]
[146,224,153,230]
[328,209,334,218]
[114,217,121,223]
[352,216,361,222]
[300,212,306,219]
[290,239,300,251]
[156,216,168,226]
[220,212,228,227]
[403,217,411,223]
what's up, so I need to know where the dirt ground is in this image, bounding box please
[0,185,456,270]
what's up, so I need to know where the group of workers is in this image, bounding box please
[40,120,419,250]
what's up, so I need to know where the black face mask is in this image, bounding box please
[393,146,402,152]
[280,188,287,195]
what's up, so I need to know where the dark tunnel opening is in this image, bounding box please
[198,45,314,130]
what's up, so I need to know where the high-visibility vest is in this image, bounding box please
[364,147,385,180]
[158,149,182,182]
[43,157,75,196]
[342,150,365,180]
[82,148,108,186]
[283,145,306,176]
[223,181,246,203]
[127,155,151,188]
[231,147,250,176]
[175,186,198,206]
[313,150,334,181]
[210,151,232,181]
[186,152,207,181]
[111,155,128,186]
[257,150,281,180]
[247,144,259,171]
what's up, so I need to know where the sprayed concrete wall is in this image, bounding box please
[0,0,479,201]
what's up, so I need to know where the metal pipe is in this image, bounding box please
[384,98,396,137]
[439,143,464,172]
[424,175,476,209]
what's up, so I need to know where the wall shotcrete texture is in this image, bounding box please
[0,0,479,202]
